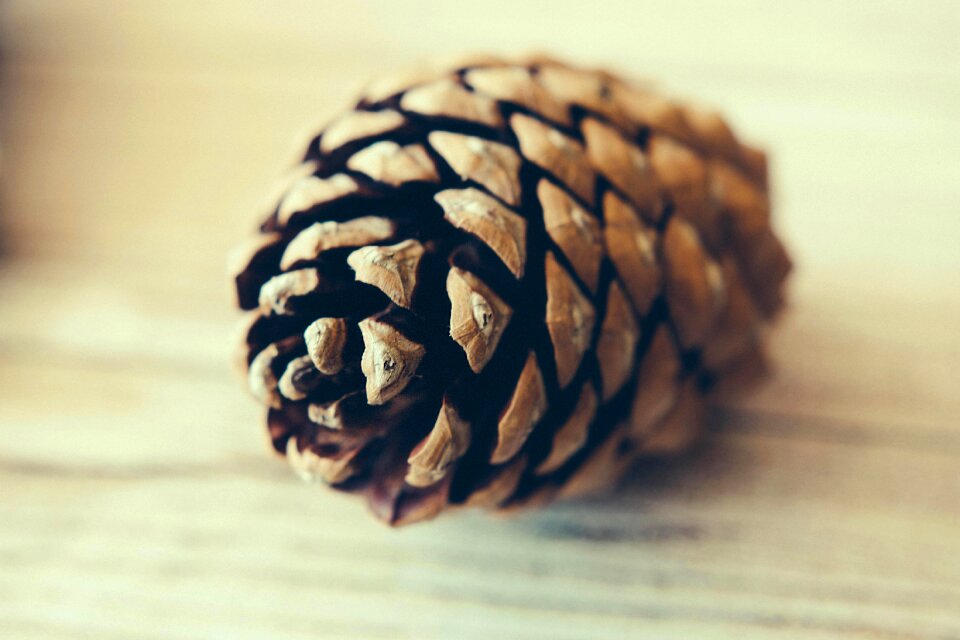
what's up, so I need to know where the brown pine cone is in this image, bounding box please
[230,54,790,526]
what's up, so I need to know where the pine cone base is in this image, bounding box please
[230,54,790,526]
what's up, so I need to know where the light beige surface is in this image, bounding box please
[1,2,959,638]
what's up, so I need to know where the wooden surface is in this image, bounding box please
[1,2,959,638]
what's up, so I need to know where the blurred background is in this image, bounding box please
[1,2,958,638]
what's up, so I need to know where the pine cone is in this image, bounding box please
[230,54,790,526]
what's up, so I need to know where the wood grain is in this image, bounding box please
[1,2,959,638]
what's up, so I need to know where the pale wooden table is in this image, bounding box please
[1,2,959,638]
